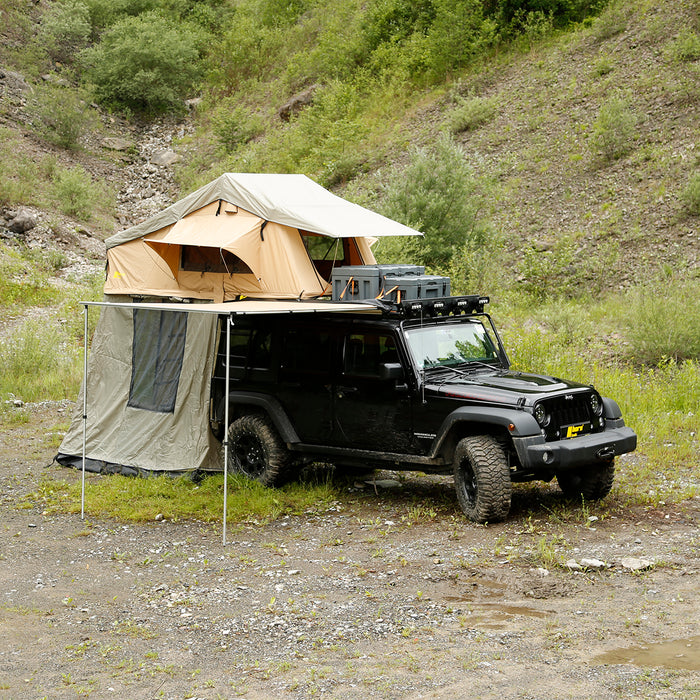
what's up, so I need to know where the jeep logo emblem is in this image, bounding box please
[565,394,574,400]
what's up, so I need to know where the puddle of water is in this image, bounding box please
[593,635,700,671]
[444,599,553,628]
[444,580,553,628]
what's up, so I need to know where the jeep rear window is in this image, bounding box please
[405,321,499,369]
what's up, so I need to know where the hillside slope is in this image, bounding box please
[0,0,697,303]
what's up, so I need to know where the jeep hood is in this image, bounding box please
[426,369,588,406]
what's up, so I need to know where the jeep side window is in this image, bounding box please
[344,333,397,378]
[282,328,332,376]
[228,328,251,366]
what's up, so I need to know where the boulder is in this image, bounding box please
[151,150,180,167]
[278,84,320,122]
[8,209,37,234]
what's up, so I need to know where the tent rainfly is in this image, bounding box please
[104,172,421,302]
[57,174,422,480]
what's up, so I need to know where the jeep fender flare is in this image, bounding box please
[430,407,541,460]
[602,396,622,420]
[222,391,300,444]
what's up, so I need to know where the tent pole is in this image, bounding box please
[223,315,232,546]
[81,303,88,520]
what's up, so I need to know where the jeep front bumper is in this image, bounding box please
[511,422,637,472]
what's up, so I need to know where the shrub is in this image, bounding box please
[27,83,96,150]
[51,166,104,220]
[80,11,206,114]
[623,277,700,364]
[375,134,494,275]
[680,171,700,215]
[210,101,264,153]
[37,0,91,65]
[427,0,496,78]
[590,97,637,162]
[447,94,498,133]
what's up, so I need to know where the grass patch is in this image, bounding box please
[0,246,63,307]
[29,471,342,524]
[0,319,83,402]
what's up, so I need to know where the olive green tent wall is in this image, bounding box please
[58,305,222,474]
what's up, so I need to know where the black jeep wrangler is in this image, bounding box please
[210,296,637,523]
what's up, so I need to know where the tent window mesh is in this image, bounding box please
[180,246,252,274]
[128,309,188,413]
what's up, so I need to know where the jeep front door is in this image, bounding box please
[332,331,412,452]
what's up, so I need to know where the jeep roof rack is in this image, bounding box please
[361,295,489,318]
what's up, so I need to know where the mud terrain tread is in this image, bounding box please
[226,414,290,487]
[453,434,512,523]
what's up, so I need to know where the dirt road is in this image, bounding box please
[0,403,698,699]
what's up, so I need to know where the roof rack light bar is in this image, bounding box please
[396,295,489,318]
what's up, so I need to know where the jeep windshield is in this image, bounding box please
[404,320,502,372]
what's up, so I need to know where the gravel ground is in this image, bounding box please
[0,403,698,700]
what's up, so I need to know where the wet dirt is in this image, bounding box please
[0,402,698,699]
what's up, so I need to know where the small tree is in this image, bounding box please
[80,11,206,114]
[375,134,496,287]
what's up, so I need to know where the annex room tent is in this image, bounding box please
[104,173,420,302]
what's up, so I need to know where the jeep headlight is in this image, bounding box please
[590,393,603,416]
[534,403,550,427]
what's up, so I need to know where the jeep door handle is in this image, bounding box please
[336,386,359,397]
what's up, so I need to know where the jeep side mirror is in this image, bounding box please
[379,362,404,382]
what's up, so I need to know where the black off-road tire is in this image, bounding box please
[453,435,512,523]
[226,414,289,487]
[556,460,615,500]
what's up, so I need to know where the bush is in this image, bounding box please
[210,100,264,153]
[37,0,91,65]
[590,97,637,162]
[427,0,496,78]
[680,171,700,215]
[447,94,498,133]
[374,134,494,276]
[27,83,96,150]
[51,166,105,220]
[80,11,206,114]
[623,277,700,364]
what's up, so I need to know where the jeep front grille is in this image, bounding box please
[539,393,601,441]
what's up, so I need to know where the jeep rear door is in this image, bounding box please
[276,324,335,443]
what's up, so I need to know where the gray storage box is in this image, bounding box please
[331,264,425,301]
[383,274,451,302]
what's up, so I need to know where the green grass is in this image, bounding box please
[27,471,342,524]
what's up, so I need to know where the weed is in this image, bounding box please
[590,97,637,162]
[666,30,700,63]
[680,171,700,216]
[447,94,498,133]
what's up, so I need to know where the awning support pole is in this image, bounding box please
[81,303,88,520]
[223,315,232,546]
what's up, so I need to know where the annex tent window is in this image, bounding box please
[128,309,188,413]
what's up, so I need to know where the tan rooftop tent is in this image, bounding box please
[104,173,420,301]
